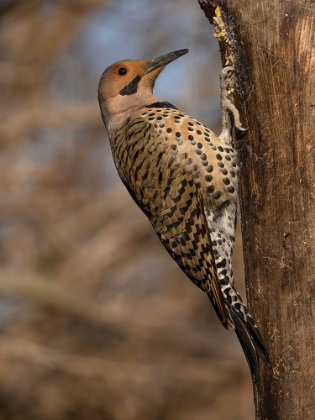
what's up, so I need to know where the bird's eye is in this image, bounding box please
[118,67,128,76]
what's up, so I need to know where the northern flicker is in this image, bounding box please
[98,49,270,376]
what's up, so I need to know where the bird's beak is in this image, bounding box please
[143,49,189,74]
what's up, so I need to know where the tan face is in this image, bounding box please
[98,60,151,101]
[98,49,189,103]
[98,49,189,129]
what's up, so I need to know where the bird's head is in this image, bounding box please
[98,49,188,132]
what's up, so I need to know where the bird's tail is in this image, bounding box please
[229,306,271,378]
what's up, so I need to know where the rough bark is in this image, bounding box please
[199,1,315,419]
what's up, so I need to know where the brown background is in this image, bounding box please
[0,1,254,418]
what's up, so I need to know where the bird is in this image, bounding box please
[98,48,270,377]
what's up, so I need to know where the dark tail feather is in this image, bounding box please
[229,308,271,378]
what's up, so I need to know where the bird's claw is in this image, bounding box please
[219,66,247,144]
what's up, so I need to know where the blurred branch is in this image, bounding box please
[0,103,101,146]
[0,335,241,385]
[0,270,237,360]
[0,269,189,333]
[39,188,136,261]
[0,269,182,331]
[0,270,117,328]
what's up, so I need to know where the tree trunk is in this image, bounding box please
[199,1,315,419]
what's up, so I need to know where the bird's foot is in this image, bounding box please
[219,66,247,145]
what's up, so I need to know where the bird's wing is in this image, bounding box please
[120,115,227,326]
[153,172,228,328]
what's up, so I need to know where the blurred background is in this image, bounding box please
[0,0,254,419]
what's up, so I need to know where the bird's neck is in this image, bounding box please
[101,93,158,137]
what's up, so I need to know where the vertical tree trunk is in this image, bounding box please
[199,1,315,418]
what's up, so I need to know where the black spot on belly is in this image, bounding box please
[212,191,221,200]
[207,185,215,193]
[223,177,230,185]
